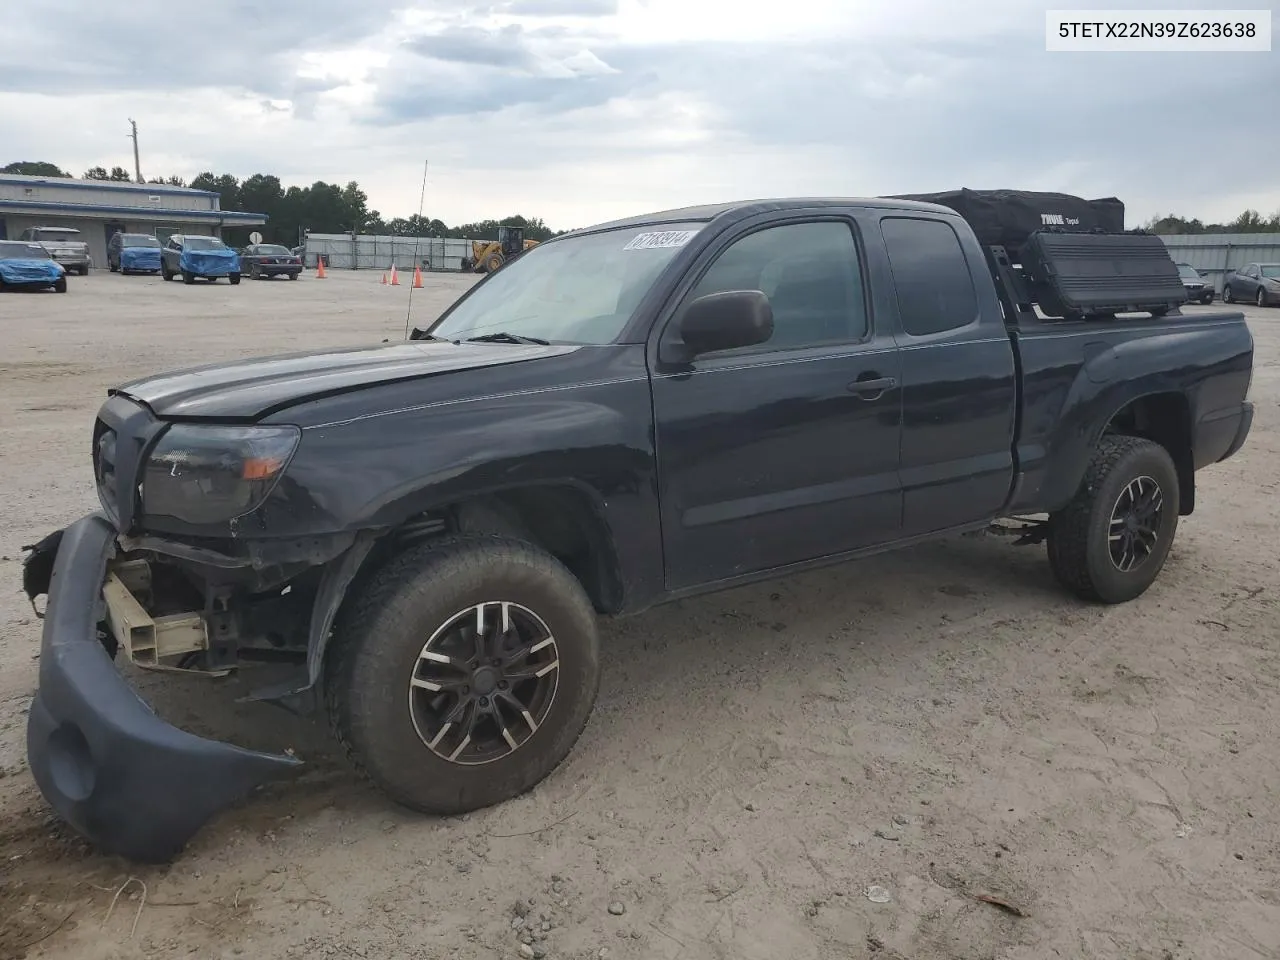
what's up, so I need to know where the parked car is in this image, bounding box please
[22,195,1255,863]
[18,226,91,275]
[1222,262,1280,307]
[1176,262,1213,304]
[239,243,302,280]
[161,235,241,284]
[107,233,163,275]
[0,240,67,292]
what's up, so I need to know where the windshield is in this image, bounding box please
[429,223,704,344]
[1177,264,1201,280]
[183,237,228,251]
[122,234,161,248]
[1261,265,1280,279]
[0,241,51,259]
[254,244,291,255]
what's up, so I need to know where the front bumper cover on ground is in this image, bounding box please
[24,513,302,863]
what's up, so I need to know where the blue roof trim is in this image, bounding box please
[0,199,267,222]
[0,176,219,198]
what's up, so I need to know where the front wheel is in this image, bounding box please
[54,277,68,293]
[1201,293,1213,305]
[109,261,119,273]
[1257,288,1269,308]
[326,536,601,815]
[162,266,173,281]
[77,265,88,276]
[1223,285,1234,304]
[182,271,195,284]
[1047,435,1179,604]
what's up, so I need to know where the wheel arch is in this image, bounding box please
[1098,391,1195,515]
[302,481,626,692]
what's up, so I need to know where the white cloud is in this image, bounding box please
[2,0,1277,229]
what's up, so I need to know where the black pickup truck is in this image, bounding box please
[22,195,1254,862]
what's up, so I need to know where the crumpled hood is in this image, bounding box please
[121,247,161,269]
[0,258,63,284]
[113,339,581,419]
[179,249,239,274]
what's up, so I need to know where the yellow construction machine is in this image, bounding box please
[464,225,539,274]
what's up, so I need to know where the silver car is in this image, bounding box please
[19,226,92,275]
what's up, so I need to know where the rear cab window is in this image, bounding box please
[880,217,979,337]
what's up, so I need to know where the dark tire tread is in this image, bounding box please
[324,534,599,814]
[1047,435,1178,603]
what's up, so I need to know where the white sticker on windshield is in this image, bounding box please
[623,230,699,251]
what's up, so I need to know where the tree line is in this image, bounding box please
[2,160,563,245]
[1143,210,1280,235]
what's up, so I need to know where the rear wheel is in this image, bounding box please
[162,265,174,281]
[229,273,241,285]
[326,536,600,815]
[288,271,299,280]
[109,260,119,273]
[1046,435,1179,604]
[77,265,88,276]
[182,271,195,284]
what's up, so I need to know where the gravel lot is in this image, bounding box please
[1,270,1277,960]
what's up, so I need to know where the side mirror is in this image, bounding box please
[676,290,773,358]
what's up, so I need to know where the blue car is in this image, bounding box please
[108,232,163,275]
[161,234,242,285]
[0,240,68,293]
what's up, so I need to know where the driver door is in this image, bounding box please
[650,217,903,590]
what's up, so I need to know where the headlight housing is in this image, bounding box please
[142,424,300,525]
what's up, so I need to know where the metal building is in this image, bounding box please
[1157,233,1280,295]
[0,174,267,269]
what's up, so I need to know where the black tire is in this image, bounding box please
[78,265,88,276]
[326,536,600,815]
[288,271,298,280]
[1223,284,1234,304]
[1047,435,1179,604]
[109,261,119,273]
[182,271,194,284]
[1201,293,1213,305]
[250,264,260,280]
[1257,288,1268,308]
[229,273,240,285]
[484,253,503,273]
[54,277,67,293]
[162,266,173,281]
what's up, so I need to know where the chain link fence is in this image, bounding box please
[301,233,476,272]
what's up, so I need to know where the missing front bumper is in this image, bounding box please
[23,514,302,863]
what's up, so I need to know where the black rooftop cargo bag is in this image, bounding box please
[1020,231,1187,319]
[888,188,1125,260]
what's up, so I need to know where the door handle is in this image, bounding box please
[847,375,897,399]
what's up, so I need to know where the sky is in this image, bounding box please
[1,0,1276,231]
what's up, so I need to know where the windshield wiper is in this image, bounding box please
[462,331,551,345]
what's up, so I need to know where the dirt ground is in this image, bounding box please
[1,270,1277,960]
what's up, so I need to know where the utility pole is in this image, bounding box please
[128,119,143,183]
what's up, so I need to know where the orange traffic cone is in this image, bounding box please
[389,264,400,286]
[316,258,327,279]
[380,272,387,284]
[412,265,424,288]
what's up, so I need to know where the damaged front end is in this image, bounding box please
[22,516,313,863]
[19,391,392,861]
